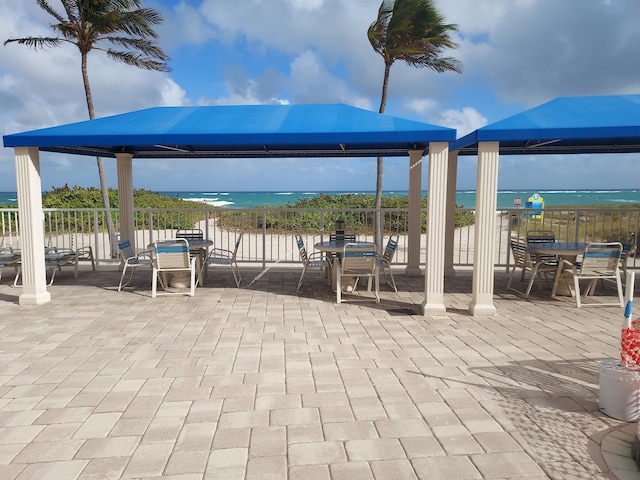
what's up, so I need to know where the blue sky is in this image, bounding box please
[1,0,640,193]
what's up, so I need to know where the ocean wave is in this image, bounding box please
[184,198,234,207]
[538,190,578,194]
[274,192,293,195]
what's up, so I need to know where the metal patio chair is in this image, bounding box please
[552,242,624,308]
[152,239,198,297]
[117,239,153,291]
[295,233,331,292]
[336,242,379,304]
[200,233,243,287]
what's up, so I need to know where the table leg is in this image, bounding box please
[552,255,578,297]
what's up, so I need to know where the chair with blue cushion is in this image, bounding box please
[336,242,379,304]
[552,242,624,308]
[152,238,197,297]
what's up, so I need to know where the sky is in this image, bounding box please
[1,0,640,193]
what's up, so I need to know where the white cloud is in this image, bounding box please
[436,107,488,137]
[3,0,640,191]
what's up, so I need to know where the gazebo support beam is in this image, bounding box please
[406,149,424,276]
[469,141,498,316]
[15,147,50,305]
[422,142,449,316]
[116,153,135,251]
[444,150,458,278]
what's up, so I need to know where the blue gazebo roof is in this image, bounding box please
[3,103,456,159]
[451,94,640,155]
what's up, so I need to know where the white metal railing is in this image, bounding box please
[2,207,639,269]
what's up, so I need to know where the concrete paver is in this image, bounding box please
[0,265,639,479]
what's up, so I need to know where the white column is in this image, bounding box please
[469,141,499,316]
[444,150,458,278]
[422,142,449,316]
[15,147,50,305]
[116,153,135,250]
[405,149,424,276]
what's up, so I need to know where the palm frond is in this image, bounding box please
[101,36,170,63]
[4,36,63,49]
[35,0,67,24]
[369,0,462,74]
[104,49,171,72]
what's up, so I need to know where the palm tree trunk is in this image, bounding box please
[374,62,392,251]
[81,53,118,258]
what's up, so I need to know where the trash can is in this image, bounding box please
[599,360,640,421]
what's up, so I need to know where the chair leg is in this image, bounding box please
[524,270,537,298]
[616,272,624,307]
[296,266,307,292]
[574,276,582,308]
[230,262,241,288]
[118,265,130,291]
[506,266,519,291]
[152,269,158,298]
[386,266,397,293]
[189,261,196,297]
[336,273,342,304]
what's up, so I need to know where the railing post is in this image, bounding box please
[93,209,100,265]
[574,210,581,243]
[148,209,154,245]
[262,209,267,269]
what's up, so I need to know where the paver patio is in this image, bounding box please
[0,265,638,479]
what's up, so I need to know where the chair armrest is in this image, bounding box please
[307,252,326,261]
[206,248,234,258]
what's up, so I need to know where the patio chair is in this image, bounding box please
[377,234,399,292]
[152,239,198,297]
[607,233,636,281]
[525,229,559,267]
[526,230,556,244]
[551,242,624,308]
[336,242,379,304]
[0,247,20,283]
[117,239,153,291]
[70,236,95,271]
[14,247,79,287]
[176,228,204,241]
[295,233,331,292]
[200,233,243,287]
[330,232,357,243]
[507,237,558,297]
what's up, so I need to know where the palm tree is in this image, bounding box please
[368,0,462,249]
[5,0,171,257]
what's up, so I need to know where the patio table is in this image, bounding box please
[528,241,589,296]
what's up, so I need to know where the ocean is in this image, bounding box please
[1,189,640,209]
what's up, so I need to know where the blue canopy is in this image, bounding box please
[451,94,640,155]
[3,103,455,158]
